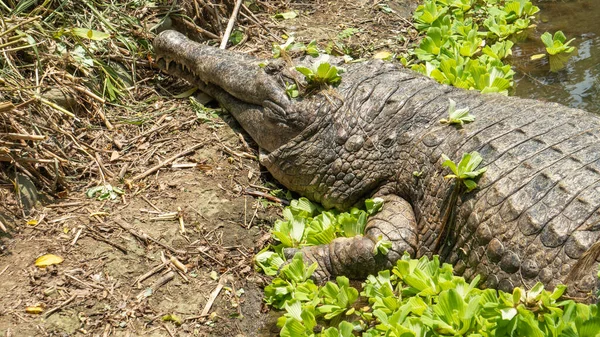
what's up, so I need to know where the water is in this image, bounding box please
[512,0,600,113]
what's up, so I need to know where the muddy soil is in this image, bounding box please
[0,1,417,336]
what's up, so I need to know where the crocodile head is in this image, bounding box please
[153,30,316,153]
[153,30,401,210]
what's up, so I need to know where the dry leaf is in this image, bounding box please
[35,254,64,268]
[373,51,392,60]
[25,306,44,314]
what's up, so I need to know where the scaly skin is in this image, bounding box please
[154,30,600,300]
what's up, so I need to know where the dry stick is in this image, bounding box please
[142,195,162,212]
[0,155,55,163]
[113,218,147,242]
[240,4,283,43]
[0,220,7,233]
[136,271,175,301]
[71,227,83,246]
[177,206,185,234]
[113,218,185,254]
[244,189,289,205]
[43,294,77,318]
[132,142,206,181]
[196,249,225,267]
[88,232,128,254]
[133,262,169,287]
[201,278,227,316]
[220,0,244,49]
[0,132,46,141]
[0,102,14,112]
[65,274,104,290]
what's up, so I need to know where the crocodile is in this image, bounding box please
[154,30,600,300]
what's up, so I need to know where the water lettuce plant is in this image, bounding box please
[531,31,577,72]
[439,98,474,126]
[259,241,600,336]
[441,151,487,192]
[410,0,539,94]
[295,57,346,88]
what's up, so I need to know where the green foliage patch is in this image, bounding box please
[259,246,600,336]
[409,0,540,94]
[255,196,600,337]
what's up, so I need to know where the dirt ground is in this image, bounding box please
[0,1,418,336]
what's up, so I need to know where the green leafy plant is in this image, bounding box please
[410,0,538,95]
[260,247,600,336]
[228,30,244,45]
[531,31,577,72]
[337,27,361,40]
[439,98,474,126]
[295,57,345,87]
[317,276,359,320]
[86,184,124,201]
[285,82,299,98]
[189,97,221,124]
[441,151,487,191]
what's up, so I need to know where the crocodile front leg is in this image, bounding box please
[285,194,418,282]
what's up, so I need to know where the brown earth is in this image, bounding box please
[0,1,418,336]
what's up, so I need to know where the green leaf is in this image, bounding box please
[365,197,384,215]
[373,237,392,255]
[295,66,314,78]
[541,32,554,48]
[228,30,244,45]
[71,28,111,41]
[440,98,474,126]
[441,154,458,176]
[274,11,298,20]
[254,246,285,275]
[441,152,486,191]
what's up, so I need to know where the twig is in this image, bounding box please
[65,274,104,290]
[133,262,169,288]
[196,249,225,267]
[0,102,14,112]
[132,142,206,181]
[201,278,226,316]
[113,218,147,242]
[244,189,289,205]
[163,324,176,337]
[113,218,185,254]
[142,195,162,212]
[179,17,220,40]
[0,220,6,232]
[136,271,175,301]
[0,132,46,141]
[169,256,188,273]
[45,201,87,208]
[71,227,83,246]
[221,144,257,160]
[88,231,128,254]
[177,207,185,234]
[43,294,77,318]
[220,0,244,49]
[247,207,258,229]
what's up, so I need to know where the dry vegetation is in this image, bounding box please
[0,0,416,335]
